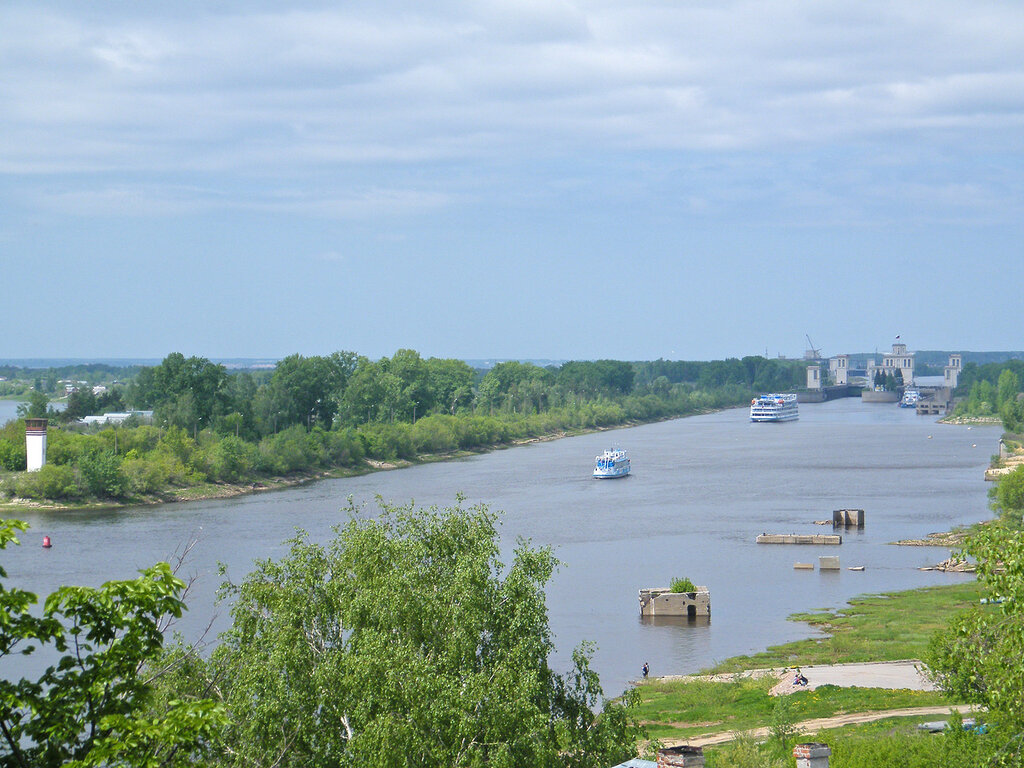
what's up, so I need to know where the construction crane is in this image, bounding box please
[804,335,822,360]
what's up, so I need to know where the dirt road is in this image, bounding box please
[666,704,978,748]
[654,660,975,747]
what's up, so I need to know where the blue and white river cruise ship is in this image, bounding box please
[593,448,630,478]
[749,393,799,422]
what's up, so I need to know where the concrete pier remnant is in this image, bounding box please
[818,556,841,570]
[639,587,711,618]
[832,509,864,528]
[756,533,842,545]
[794,562,814,570]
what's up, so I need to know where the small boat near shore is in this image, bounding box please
[594,448,630,479]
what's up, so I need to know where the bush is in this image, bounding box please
[14,463,81,500]
[120,453,192,495]
[77,449,126,498]
[258,425,315,474]
[202,435,258,483]
[0,439,26,471]
[670,576,697,593]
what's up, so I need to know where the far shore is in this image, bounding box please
[0,410,717,514]
[3,397,1010,516]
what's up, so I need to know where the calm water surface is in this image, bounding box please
[4,398,999,695]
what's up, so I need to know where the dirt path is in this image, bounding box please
[665,704,978,748]
[656,660,937,696]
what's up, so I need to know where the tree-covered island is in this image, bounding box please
[0,351,807,506]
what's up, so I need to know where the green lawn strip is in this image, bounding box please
[702,715,985,768]
[704,581,982,673]
[636,677,952,742]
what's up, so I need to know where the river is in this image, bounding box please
[1,398,999,695]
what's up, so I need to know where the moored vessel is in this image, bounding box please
[594,448,630,478]
[749,393,799,422]
[899,389,920,408]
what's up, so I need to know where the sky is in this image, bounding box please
[2,0,1023,362]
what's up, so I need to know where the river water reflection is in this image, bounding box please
[4,399,998,695]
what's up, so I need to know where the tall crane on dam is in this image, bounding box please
[804,334,822,360]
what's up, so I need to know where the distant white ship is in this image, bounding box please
[750,393,799,422]
[899,390,920,408]
[593,448,630,478]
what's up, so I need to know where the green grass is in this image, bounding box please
[701,716,990,768]
[635,677,953,742]
[705,581,982,673]
[633,582,982,745]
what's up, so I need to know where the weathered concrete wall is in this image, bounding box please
[757,534,842,545]
[819,556,841,570]
[639,587,711,617]
[833,509,864,528]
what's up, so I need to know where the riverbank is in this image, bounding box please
[634,580,981,746]
[0,409,719,514]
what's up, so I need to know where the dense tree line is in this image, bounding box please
[0,351,806,502]
[951,362,1024,432]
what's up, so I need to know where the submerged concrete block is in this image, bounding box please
[757,534,842,545]
[833,509,865,528]
[639,587,711,618]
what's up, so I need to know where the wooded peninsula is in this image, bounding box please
[1,351,807,506]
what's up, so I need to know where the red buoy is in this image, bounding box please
[42,535,52,549]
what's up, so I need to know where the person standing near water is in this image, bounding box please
[642,662,649,679]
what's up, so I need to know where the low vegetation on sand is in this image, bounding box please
[704,581,982,673]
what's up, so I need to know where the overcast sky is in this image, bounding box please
[2,0,1023,361]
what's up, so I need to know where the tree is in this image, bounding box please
[16,390,49,420]
[0,519,224,767]
[132,353,229,430]
[994,465,1024,518]
[269,352,355,430]
[928,521,1024,764]
[426,358,475,415]
[195,498,642,767]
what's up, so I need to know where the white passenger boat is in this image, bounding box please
[593,448,630,478]
[749,393,799,422]
[899,389,920,408]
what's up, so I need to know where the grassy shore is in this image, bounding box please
[0,412,700,514]
[635,581,981,745]
[704,581,981,673]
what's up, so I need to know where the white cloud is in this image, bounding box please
[1,0,1023,222]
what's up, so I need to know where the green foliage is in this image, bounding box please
[0,437,26,472]
[636,676,948,743]
[670,576,697,593]
[77,448,126,497]
[15,390,49,419]
[768,694,801,756]
[994,465,1024,516]
[708,582,982,674]
[181,498,643,767]
[12,463,81,500]
[927,522,1024,763]
[0,519,224,766]
[3,349,776,505]
[707,734,786,768]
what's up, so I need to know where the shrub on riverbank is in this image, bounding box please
[0,373,759,505]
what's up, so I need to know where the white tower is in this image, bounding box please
[25,418,47,472]
[829,355,849,386]
[806,364,821,390]
[945,354,962,389]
